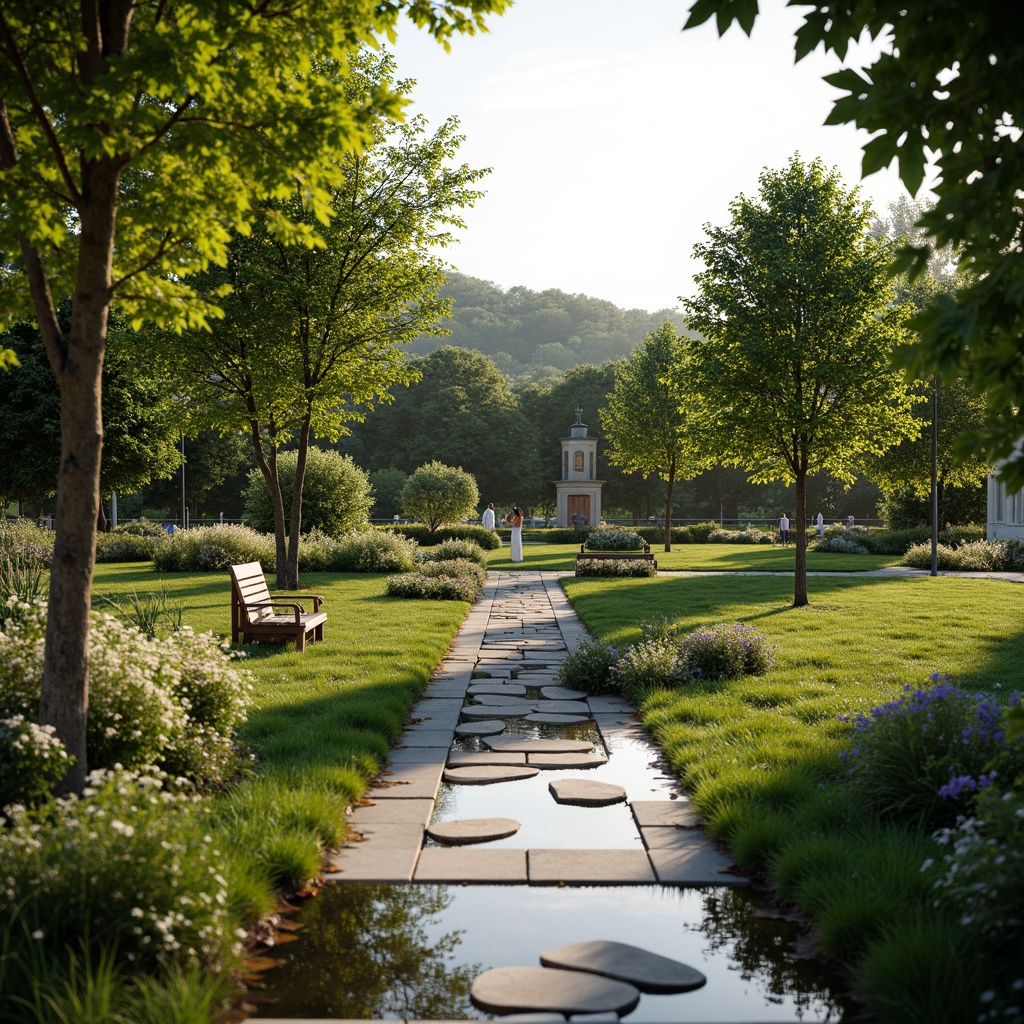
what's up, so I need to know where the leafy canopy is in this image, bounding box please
[401,461,479,532]
[684,0,1024,486]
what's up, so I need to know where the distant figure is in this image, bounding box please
[847,514,855,528]
[162,522,174,534]
[481,502,496,530]
[816,512,824,536]
[504,506,524,563]
[778,513,790,547]
[572,511,589,529]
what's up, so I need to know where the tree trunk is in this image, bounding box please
[794,468,808,607]
[285,419,311,589]
[38,158,122,793]
[663,457,675,552]
[246,417,288,587]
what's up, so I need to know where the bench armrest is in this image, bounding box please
[245,600,303,624]
[268,592,325,612]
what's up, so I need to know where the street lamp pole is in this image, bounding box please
[180,432,186,531]
[930,377,938,577]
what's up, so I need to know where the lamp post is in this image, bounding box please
[930,377,938,577]
[180,432,186,530]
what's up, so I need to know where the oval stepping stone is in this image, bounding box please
[540,685,588,700]
[537,700,592,716]
[539,940,706,994]
[447,751,526,767]
[443,765,539,785]
[468,682,527,697]
[470,966,639,1018]
[485,737,594,753]
[462,704,531,719]
[426,817,520,845]
[454,720,506,737]
[471,693,535,707]
[525,712,591,725]
[549,779,626,807]
[527,752,608,770]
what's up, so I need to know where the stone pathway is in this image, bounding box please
[323,570,745,888]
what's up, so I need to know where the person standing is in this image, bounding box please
[481,502,496,530]
[816,511,824,536]
[779,512,790,547]
[504,506,524,563]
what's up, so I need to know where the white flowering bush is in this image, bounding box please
[575,559,657,577]
[708,527,774,544]
[385,559,486,601]
[0,716,72,808]
[153,524,276,572]
[0,603,251,789]
[585,529,644,551]
[611,637,681,691]
[418,538,488,567]
[0,768,241,972]
[812,534,869,554]
[332,529,418,572]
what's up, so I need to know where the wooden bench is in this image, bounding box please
[575,543,658,576]
[229,562,326,651]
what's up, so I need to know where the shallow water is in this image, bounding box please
[251,883,849,1021]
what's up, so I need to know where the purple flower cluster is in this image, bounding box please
[938,770,993,800]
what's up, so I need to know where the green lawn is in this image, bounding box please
[487,541,901,573]
[561,572,1024,1023]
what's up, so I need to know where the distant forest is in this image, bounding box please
[407,272,691,378]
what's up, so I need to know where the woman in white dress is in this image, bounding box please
[505,506,524,563]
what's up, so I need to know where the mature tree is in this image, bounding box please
[244,448,372,536]
[684,156,917,606]
[685,0,1024,487]
[600,321,711,550]
[0,0,505,791]
[0,316,180,507]
[158,58,488,588]
[401,461,479,532]
[349,346,540,510]
[369,468,409,519]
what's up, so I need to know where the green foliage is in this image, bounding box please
[417,538,488,567]
[676,623,775,682]
[556,637,621,695]
[0,770,242,974]
[243,448,373,537]
[100,587,183,638]
[684,155,917,604]
[0,520,53,568]
[601,321,712,544]
[94,532,162,563]
[812,533,868,554]
[877,481,986,530]
[611,637,681,692]
[153,524,276,573]
[574,559,658,578]
[686,0,1024,488]
[401,461,480,532]
[707,527,774,544]
[331,530,419,573]
[0,604,251,789]
[383,523,501,549]
[0,555,47,629]
[902,540,1024,572]
[385,558,486,601]
[0,715,73,809]
[369,468,409,519]
[585,529,644,551]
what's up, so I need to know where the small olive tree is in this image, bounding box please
[244,448,372,536]
[401,462,479,532]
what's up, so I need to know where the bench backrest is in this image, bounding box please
[229,562,274,623]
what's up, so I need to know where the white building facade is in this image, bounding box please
[987,439,1024,540]
[555,407,604,528]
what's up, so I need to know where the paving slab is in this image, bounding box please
[366,776,441,801]
[586,696,634,713]
[527,752,609,770]
[540,685,588,700]
[461,703,532,719]
[384,747,448,765]
[467,682,528,696]
[528,849,656,884]
[447,750,527,767]
[646,833,749,885]
[454,719,506,737]
[470,967,640,1018]
[539,939,706,994]
[393,730,453,748]
[549,779,626,807]
[525,712,591,725]
[413,847,527,883]
[470,693,536,707]
[535,700,592,716]
[631,800,700,828]
[484,736,594,754]
[443,764,539,785]
[425,817,521,845]
[323,844,419,883]
[348,798,434,827]
[342,823,424,846]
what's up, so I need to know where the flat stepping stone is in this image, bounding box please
[426,817,521,845]
[447,751,527,767]
[527,752,609,770]
[454,720,506,737]
[549,779,626,807]
[536,700,592,716]
[485,736,595,754]
[443,765,540,785]
[470,693,536,707]
[462,704,532,719]
[525,712,591,725]
[539,940,706,994]
[540,685,588,700]
[470,966,639,1018]
[468,682,527,696]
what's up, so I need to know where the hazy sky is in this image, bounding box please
[390,0,915,313]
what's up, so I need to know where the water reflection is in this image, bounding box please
[251,884,480,1020]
